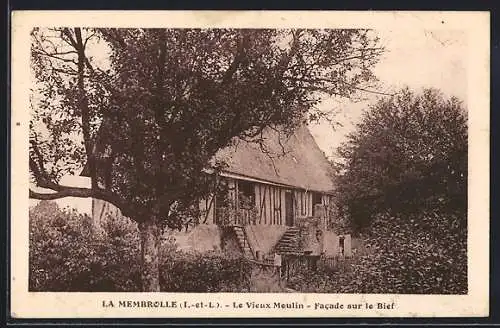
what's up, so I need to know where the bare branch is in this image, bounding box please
[30,187,94,200]
[283,76,395,96]
[61,28,78,49]
[267,125,291,158]
[51,49,78,55]
[32,49,78,65]
[29,185,134,219]
[69,27,98,191]
[29,138,132,218]
[84,31,97,48]
[253,129,281,176]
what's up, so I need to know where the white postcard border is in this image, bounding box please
[10,10,490,318]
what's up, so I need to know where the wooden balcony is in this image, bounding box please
[215,207,257,227]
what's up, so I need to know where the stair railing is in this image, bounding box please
[239,226,256,260]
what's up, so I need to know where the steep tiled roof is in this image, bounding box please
[213,125,335,192]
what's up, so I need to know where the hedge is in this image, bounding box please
[29,201,252,292]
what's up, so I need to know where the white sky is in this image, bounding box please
[309,28,467,161]
[30,28,468,214]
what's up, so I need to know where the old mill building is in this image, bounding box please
[82,124,351,276]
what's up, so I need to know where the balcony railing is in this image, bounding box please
[215,207,258,226]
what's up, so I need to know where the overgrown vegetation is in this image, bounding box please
[293,87,468,294]
[29,200,141,291]
[29,200,256,292]
[30,27,383,291]
[29,86,468,294]
[289,212,466,294]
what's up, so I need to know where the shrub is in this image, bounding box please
[286,266,337,292]
[29,201,254,292]
[29,201,142,292]
[159,250,252,292]
[288,211,467,294]
[340,212,467,294]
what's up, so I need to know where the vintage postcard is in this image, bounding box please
[11,10,489,318]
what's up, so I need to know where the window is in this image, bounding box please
[238,180,255,209]
[313,192,322,205]
[312,192,322,217]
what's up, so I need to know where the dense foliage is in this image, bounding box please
[288,212,466,294]
[29,201,253,292]
[294,87,469,294]
[160,251,252,292]
[334,88,467,231]
[289,213,468,294]
[30,28,382,227]
[30,27,383,290]
[29,199,467,294]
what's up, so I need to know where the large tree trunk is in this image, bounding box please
[138,217,161,292]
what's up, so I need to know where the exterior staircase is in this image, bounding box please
[274,226,302,255]
[232,225,255,259]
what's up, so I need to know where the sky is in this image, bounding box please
[309,28,467,161]
[30,28,468,214]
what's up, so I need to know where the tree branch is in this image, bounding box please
[30,139,133,218]
[73,27,98,190]
[222,31,248,84]
[61,28,78,49]
[29,185,134,219]
[283,76,394,96]
[30,186,94,200]
[32,49,78,65]
[84,31,97,48]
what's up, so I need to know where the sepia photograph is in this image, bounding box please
[11,11,489,318]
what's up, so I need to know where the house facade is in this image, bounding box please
[199,125,335,228]
[84,125,348,272]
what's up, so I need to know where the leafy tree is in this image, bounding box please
[29,27,383,291]
[335,88,467,231]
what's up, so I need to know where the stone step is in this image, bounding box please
[278,243,297,247]
[277,247,300,251]
[279,240,298,244]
